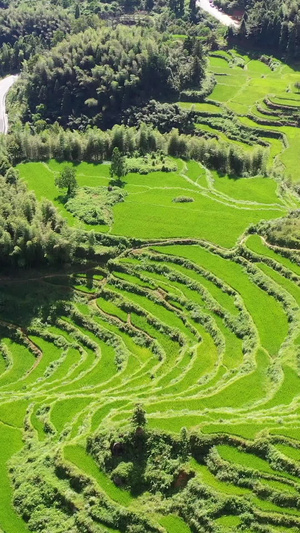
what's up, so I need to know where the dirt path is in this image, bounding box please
[197,0,241,28]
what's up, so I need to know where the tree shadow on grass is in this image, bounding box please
[215,170,241,181]
[54,193,69,206]
[108,178,126,188]
[0,277,74,330]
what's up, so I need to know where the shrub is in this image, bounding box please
[172,196,194,203]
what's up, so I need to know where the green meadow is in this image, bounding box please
[18,158,287,247]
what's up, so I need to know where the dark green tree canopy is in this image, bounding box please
[22,25,205,129]
[131,404,147,427]
[229,0,300,56]
[5,167,19,185]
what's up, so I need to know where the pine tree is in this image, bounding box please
[189,0,197,22]
[61,86,72,117]
[183,36,194,55]
[178,0,184,17]
[75,4,80,19]
[190,56,204,87]
[193,39,204,59]
[145,0,154,11]
[131,404,147,427]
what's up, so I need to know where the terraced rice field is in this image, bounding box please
[187,49,300,182]
[6,51,300,530]
[2,149,300,531]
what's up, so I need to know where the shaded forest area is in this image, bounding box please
[22,26,205,129]
[224,0,300,57]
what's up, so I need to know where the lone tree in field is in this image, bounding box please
[55,167,78,197]
[110,147,127,182]
[131,404,147,427]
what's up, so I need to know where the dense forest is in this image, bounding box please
[224,0,300,57]
[22,26,205,129]
[0,0,214,76]
[0,173,76,267]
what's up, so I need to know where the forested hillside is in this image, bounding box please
[224,0,300,56]
[0,4,73,75]
[23,26,204,129]
[0,0,211,76]
[0,174,76,267]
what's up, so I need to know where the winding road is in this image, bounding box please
[0,74,19,134]
[197,0,241,28]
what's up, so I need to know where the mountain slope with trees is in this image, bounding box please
[21,25,205,129]
[227,0,300,56]
[0,173,76,267]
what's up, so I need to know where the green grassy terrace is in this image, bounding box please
[3,49,300,533]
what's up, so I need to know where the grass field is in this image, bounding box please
[3,50,300,533]
[18,159,287,247]
[0,424,29,533]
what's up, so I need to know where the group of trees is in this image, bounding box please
[0,171,78,268]
[20,25,206,129]
[5,122,269,178]
[169,0,198,20]
[260,210,300,249]
[0,5,72,47]
[0,0,205,77]
[167,128,269,176]
[123,100,196,134]
[228,0,300,57]
[0,3,74,75]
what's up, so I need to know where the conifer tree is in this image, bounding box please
[131,404,147,427]
[75,4,80,19]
